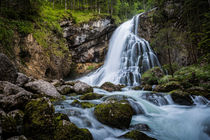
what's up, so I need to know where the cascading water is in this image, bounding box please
[56,14,210,140]
[81,14,160,86]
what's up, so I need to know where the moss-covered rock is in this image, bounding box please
[73,81,93,95]
[56,85,74,95]
[169,90,193,105]
[54,120,93,140]
[121,130,156,140]
[79,93,104,100]
[141,67,164,85]
[154,81,182,92]
[71,100,95,108]
[1,109,24,139]
[158,75,174,84]
[23,98,56,139]
[100,82,123,92]
[94,100,134,129]
[186,86,210,99]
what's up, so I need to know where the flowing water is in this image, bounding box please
[80,14,160,86]
[55,14,210,140]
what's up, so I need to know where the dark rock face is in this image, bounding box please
[141,92,169,106]
[61,17,116,63]
[0,53,18,83]
[138,8,194,66]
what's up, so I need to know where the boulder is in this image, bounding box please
[0,53,18,83]
[6,135,27,140]
[1,109,24,139]
[73,81,93,94]
[25,80,61,98]
[121,130,156,140]
[79,93,104,100]
[71,100,95,108]
[100,82,123,92]
[56,85,74,95]
[130,123,151,132]
[154,81,182,92]
[16,73,29,87]
[23,98,56,139]
[169,90,193,105]
[54,120,93,140]
[0,81,33,111]
[94,100,134,129]
[141,92,169,106]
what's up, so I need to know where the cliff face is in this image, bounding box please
[61,17,116,63]
[138,5,195,67]
[13,33,72,80]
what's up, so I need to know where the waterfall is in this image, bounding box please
[81,14,161,86]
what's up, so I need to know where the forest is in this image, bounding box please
[0,0,210,140]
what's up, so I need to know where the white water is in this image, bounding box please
[59,14,210,140]
[55,89,210,140]
[80,14,160,86]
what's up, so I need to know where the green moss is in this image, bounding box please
[79,93,104,100]
[24,98,55,139]
[141,67,164,85]
[158,75,174,84]
[54,120,93,140]
[94,101,133,129]
[122,130,155,140]
[71,100,95,108]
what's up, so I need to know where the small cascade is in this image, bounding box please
[81,14,160,86]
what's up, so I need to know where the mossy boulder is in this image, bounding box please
[1,109,24,139]
[158,75,174,84]
[154,81,182,92]
[56,85,74,95]
[186,86,210,99]
[94,100,134,129]
[54,120,93,140]
[169,90,193,105]
[100,82,123,92]
[141,67,164,85]
[23,98,56,139]
[121,130,156,140]
[71,100,95,108]
[73,81,93,94]
[79,93,104,100]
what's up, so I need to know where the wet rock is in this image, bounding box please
[71,100,95,108]
[16,73,29,87]
[65,81,76,86]
[141,92,168,106]
[0,53,18,84]
[54,120,93,140]
[23,98,55,139]
[1,109,24,139]
[79,92,104,100]
[169,90,193,105]
[25,79,61,98]
[121,130,156,140]
[51,79,63,87]
[130,124,151,132]
[56,85,74,95]
[6,135,27,140]
[100,82,123,92]
[94,100,134,129]
[73,81,93,94]
[141,67,164,85]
